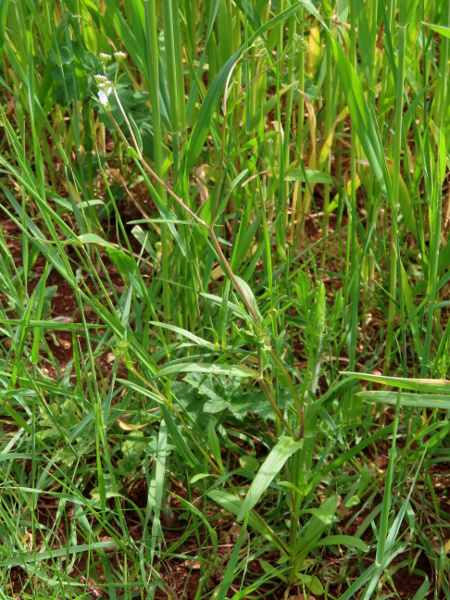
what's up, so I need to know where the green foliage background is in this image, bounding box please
[0,0,449,598]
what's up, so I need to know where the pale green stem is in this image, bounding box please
[384,22,406,374]
[321,15,333,269]
[145,1,171,337]
[348,0,358,374]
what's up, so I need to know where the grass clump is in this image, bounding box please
[0,1,449,599]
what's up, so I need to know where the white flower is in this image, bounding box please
[97,76,113,107]
[114,51,126,60]
[98,89,111,107]
[99,52,112,62]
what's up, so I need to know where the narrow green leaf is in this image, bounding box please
[214,512,250,600]
[233,275,262,321]
[234,0,262,32]
[331,38,392,204]
[423,22,450,39]
[358,391,450,410]
[300,534,369,556]
[0,0,10,48]
[346,372,450,394]
[0,541,118,568]
[149,321,216,350]
[160,404,201,470]
[103,0,144,71]
[284,168,335,185]
[77,233,117,249]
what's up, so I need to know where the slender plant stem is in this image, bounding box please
[384,19,406,375]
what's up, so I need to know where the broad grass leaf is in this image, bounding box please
[0,402,32,434]
[365,460,424,600]
[205,0,222,45]
[0,0,10,48]
[149,420,168,544]
[200,292,249,321]
[155,362,256,379]
[299,534,369,558]
[331,38,392,204]
[237,436,303,521]
[233,275,262,322]
[131,225,159,263]
[106,247,147,298]
[0,541,119,569]
[339,565,377,600]
[401,0,421,26]
[239,455,260,472]
[423,23,450,39]
[284,168,335,185]
[346,372,450,394]
[358,392,450,410]
[230,211,262,273]
[295,574,323,595]
[77,233,116,249]
[207,420,223,472]
[295,495,339,556]
[259,560,289,581]
[259,562,324,595]
[358,158,418,240]
[184,50,240,174]
[234,0,262,32]
[149,321,216,350]
[411,578,431,600]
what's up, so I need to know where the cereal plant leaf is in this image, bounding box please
[423,22,450,38]
[237,436,303,521]
[358,391,450,410]
[346,372,450,394]
[331,37,392,204]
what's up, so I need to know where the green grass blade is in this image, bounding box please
[237,436,304,521]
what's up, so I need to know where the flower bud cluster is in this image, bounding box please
[94,52,127,107]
